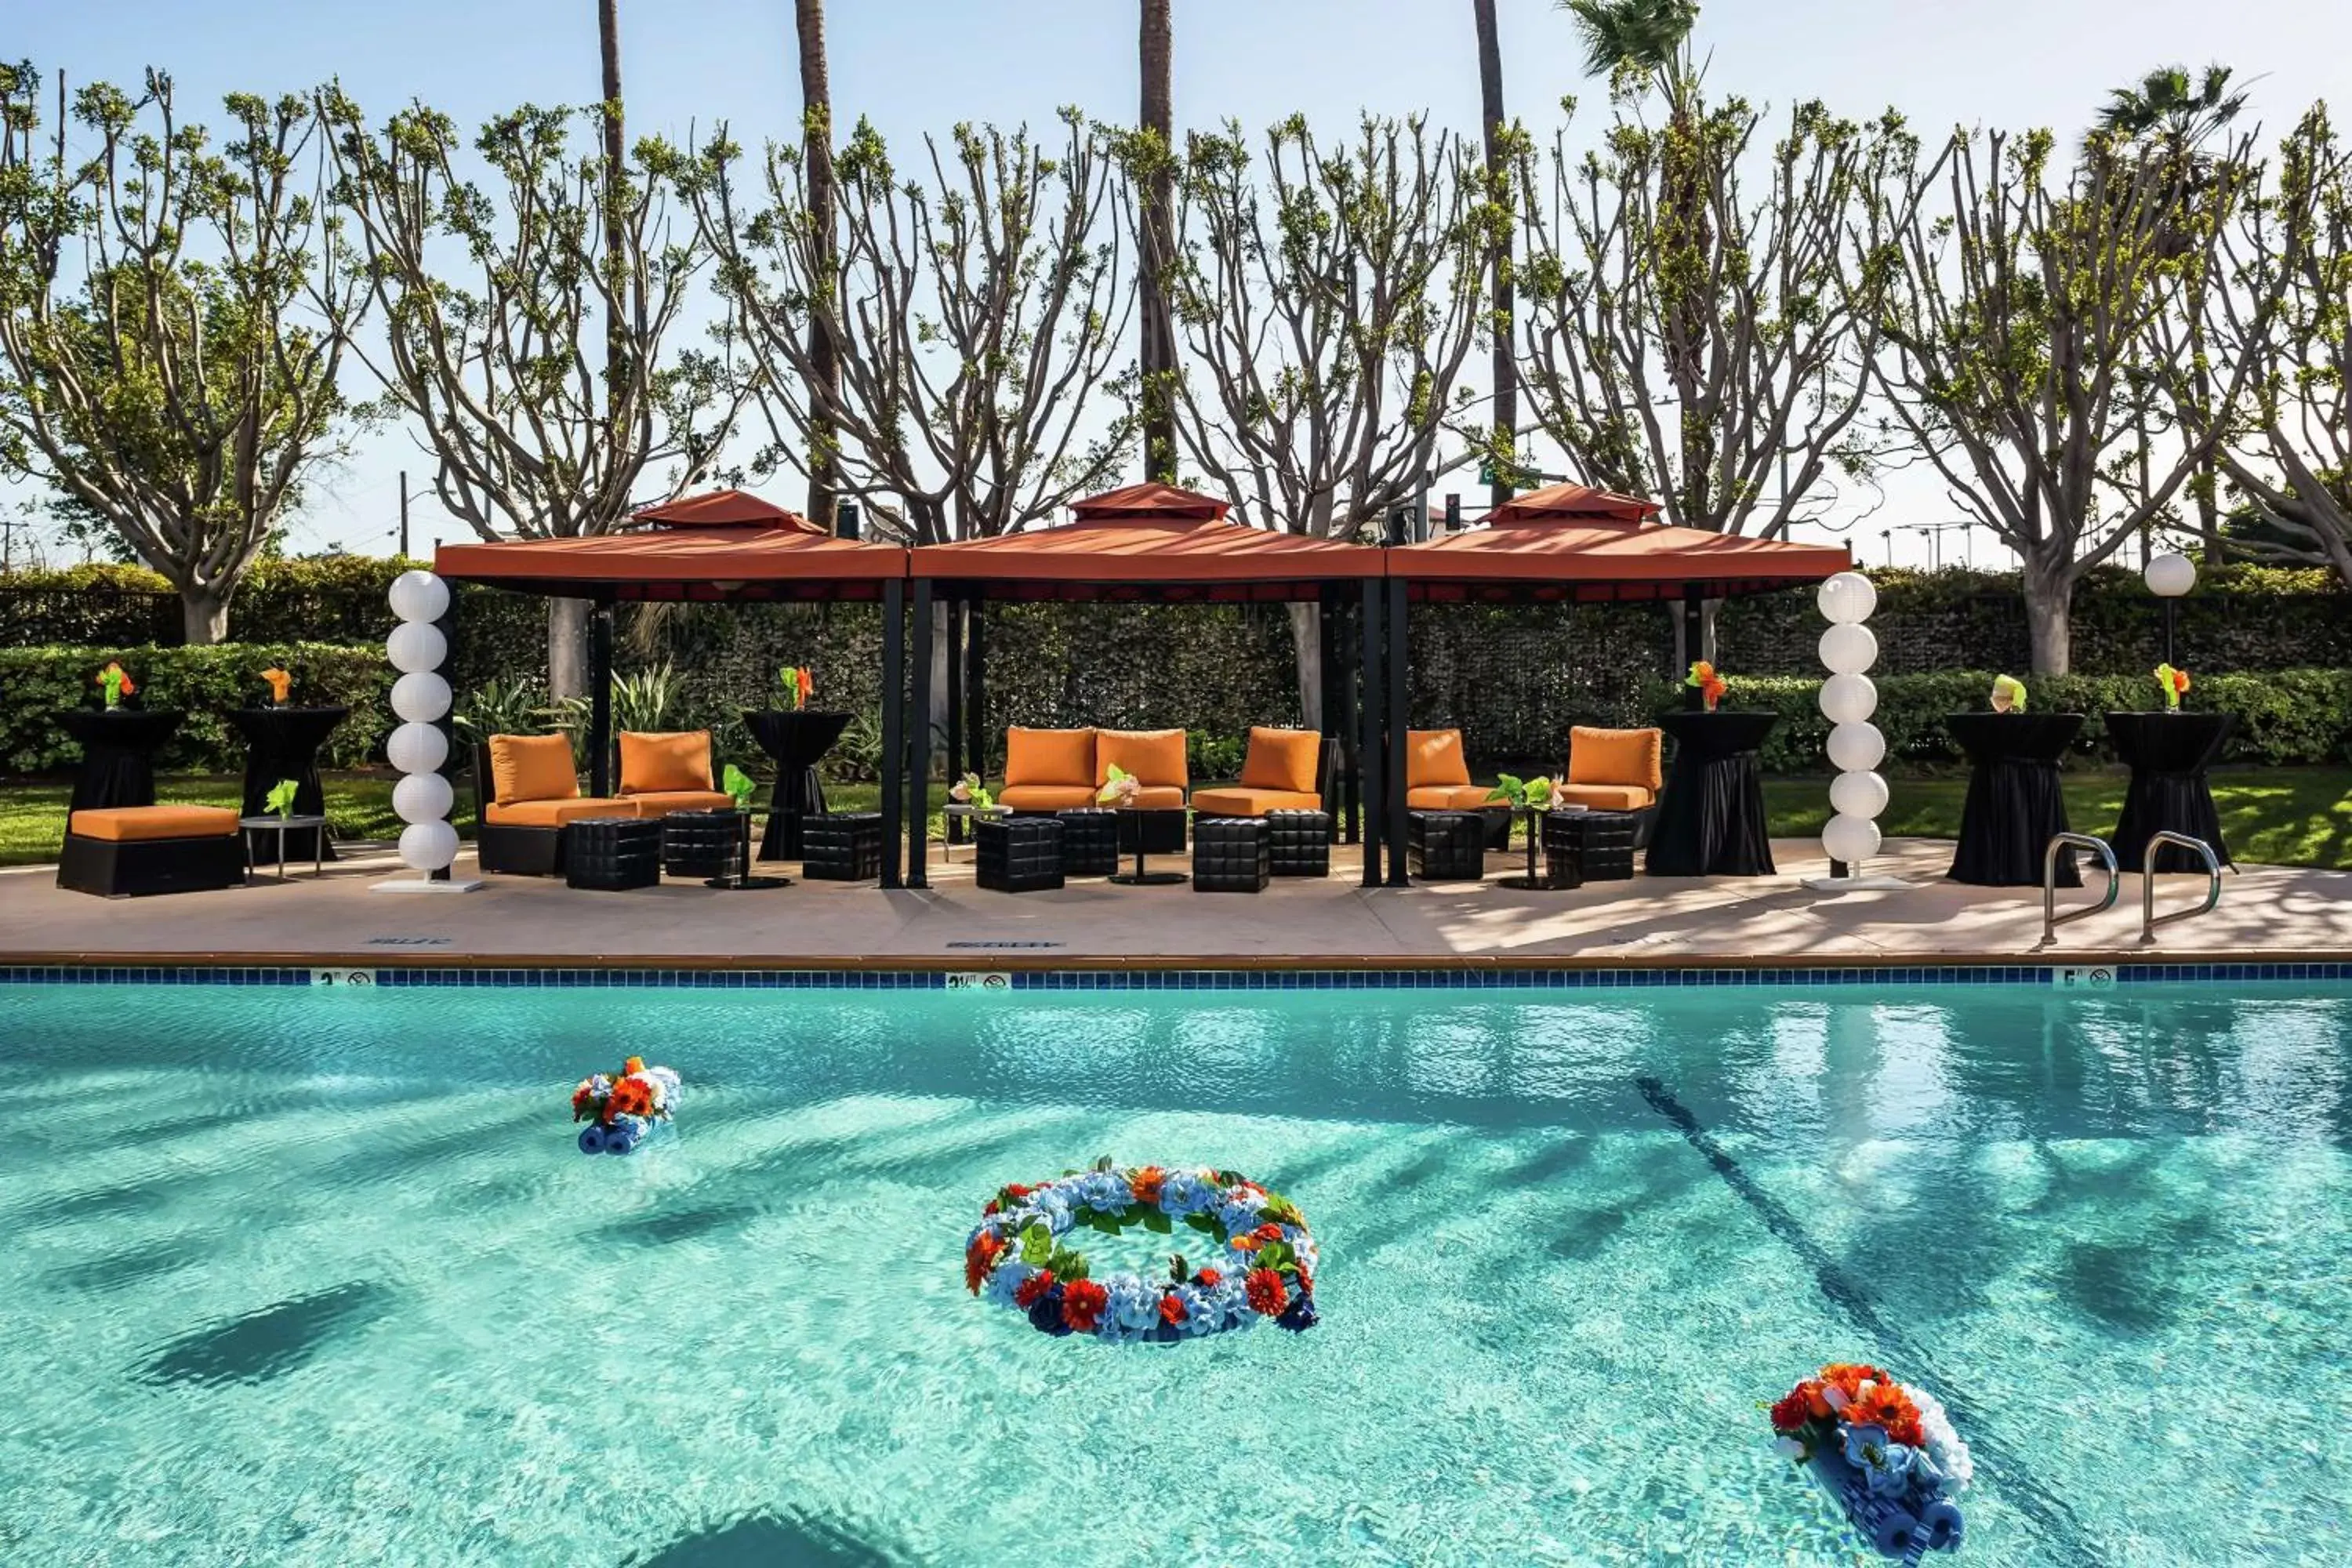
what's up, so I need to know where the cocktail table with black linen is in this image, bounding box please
[57,708,183,811]
[1192,817,1271,893]
[1646,710,1778,877]
[976,815,1065,894]
[2105,710,2237,872]
[564,817,662,891]
[1407,810,1487,881]
[1946,712,2085,887]
[230,705,348,863]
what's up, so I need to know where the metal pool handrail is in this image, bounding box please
[2039,833,2119,949]
[2140,831,2223,946]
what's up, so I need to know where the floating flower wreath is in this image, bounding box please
[966,1159,1319,1343]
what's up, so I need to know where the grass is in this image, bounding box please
[4,768,2348,871]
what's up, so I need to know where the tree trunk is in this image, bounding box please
[549,597,590,698]
[597,0,629,425]
[2020,554,2074,676]
[798,0,843,530]
[1287,601,1323,732]
[1472,0,1514,508]
[181,587,230,646]
[1138,0,1178,484]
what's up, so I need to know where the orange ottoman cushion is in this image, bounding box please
[1406,729,1471,789]
[1098,728,1188,789]
[489,734,580,806]
[1568,727,1663,793]
[69,805,241,842]
[620,731,713,794]
[1004,728,1095,788]
[1239,727,1323,794]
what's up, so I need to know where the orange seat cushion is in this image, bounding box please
[1568,727,1663,793]
[489,734,580,807]
[619,731,713,795]
[1555,783,1655,812]
[1406,729,1472,789]
[996,783,1102,811]
[1239,728,1323,794]
[483,797,641,828]
[69,805,241,842]
[1125,785,1186,811]
[1098,728,1189,789]
[1192,786,1321,817]
[1406,783,1497,811]
[624,790,735,818]
[1004,728,1096,788]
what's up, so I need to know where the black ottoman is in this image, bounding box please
[660,809,746,880]
[1055,808,1120,877]
[802,811,884,881]
[1266,810,1331,878]
[1192,817,1271,893]
[564,817,662,891]
[1407,810,1486,881]
[1543,810,1639,887]
[977,815,1064,893]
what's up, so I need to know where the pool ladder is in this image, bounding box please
[2038,831,2222,947]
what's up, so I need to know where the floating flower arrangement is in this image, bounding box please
[569,1056,682,1154]
[1769,1361,1970,1559]
[967,1160,1319,1343]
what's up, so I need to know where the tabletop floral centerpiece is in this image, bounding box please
[260,666,292,706]
[723,764,758,811]
[1990,674,2027,713]
[1767,1360,1969,1559]
[569,1056,683,1155]
[949,771,997,811]
[95,662,136,710]
[1096,763,1141,807]
[1486,774,1556,811]
[2153,662,2191,712]
[779,666,815,712]
[1686,659,1729,713]
[263,779,299,820]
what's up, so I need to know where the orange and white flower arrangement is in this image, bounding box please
[570,1055,682,1155]
[1686,660,1730,712]
[1767,1361,1970,1559]
[2154,662,2191,712]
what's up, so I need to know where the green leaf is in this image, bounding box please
[1019,1223,1052,1266]
[1142,1209,1173,1234]
[263,778,299,817]
[1169,1252,1189,1283]
[1087,1209,1125,1235]
[1257,1240,1295,1272]
[1047,1245,1090,1282]
[1183,1212,1220,1234]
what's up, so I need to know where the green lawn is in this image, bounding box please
[4,768,2348,871]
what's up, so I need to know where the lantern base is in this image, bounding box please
[1801,873,1914,893]
[370,877,484,894]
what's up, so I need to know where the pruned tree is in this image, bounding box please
[1472,0,1521,505]
[1872,125,2259,673]
[315,88,746,693]
[674,110,1137,543]
[0,66,354,643]
[794,0,842,530]
[1137,0,1179,484]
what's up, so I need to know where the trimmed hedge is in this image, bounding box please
[1641,670,2352,773]
[0,645,394,776]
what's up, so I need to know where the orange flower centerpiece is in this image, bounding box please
[569,1054,683,1155]
[779,666,815,712]
[1686,660,1730,713]
[1766,1359,1972,1559]
[96,662,136,710]
[261,667,292,706]
[2154,662,2190,712]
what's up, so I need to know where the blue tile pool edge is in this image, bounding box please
[4,962,2351,990]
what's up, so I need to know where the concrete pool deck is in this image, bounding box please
[3,835,2348,971]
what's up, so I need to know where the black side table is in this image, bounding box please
[746,709,851,862]
[1497,804,1555,891]
[1946,712,2084,887]
[57,708,183,811]
[2106,711,2236,873]
[1109,808,1188,886]
[229,705,349,864]
[1646,710,1778,877]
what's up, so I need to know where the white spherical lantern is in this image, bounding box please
[388,569,451,625]
[1826,722,1886,774]
[398,818,460,873]
[1818,622,1878,677]
[386,621,448,675]
[1817,571,1878,626]
[1828,769,1890,820]
[392,771,455,826]
[1821,812,1882,868]
[390,671,452,724]
[386,721,449,776]
[1819,673,1878,727]
[2143,551,2197,599]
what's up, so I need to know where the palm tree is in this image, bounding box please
[797,0,842,531]
[597,0,628,416]
[2094,64,2247,157]
[1138,0,1178,483]
[1472,0,1515,507]
[1560,0,1700,92]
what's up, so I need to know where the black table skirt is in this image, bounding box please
[2106,711,2235,873]
[1646,710,1777,877]
[1946,713,2085,887]
[746,710,851,861]
[56,709,183,811]
[230,706,349,862]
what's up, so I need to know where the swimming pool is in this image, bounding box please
[2,976,2347,1566]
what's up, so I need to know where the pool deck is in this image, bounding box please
[3,835,2348,971]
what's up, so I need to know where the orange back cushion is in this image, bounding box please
[1240,727,1323,793]
[1406,729,1471,789]
[1568,727,1663,792]
[1004,728,1095,786]
[489,734,579,806]
[619,731,713,794]
[1097,728,1189,788]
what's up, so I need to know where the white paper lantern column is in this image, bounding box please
[1809,572,1902,888]
[374,571,479,893]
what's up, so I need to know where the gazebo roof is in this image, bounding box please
[633,488,826,532]
[435,493,902,602]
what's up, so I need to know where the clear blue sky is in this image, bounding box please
[14,0,2352,567]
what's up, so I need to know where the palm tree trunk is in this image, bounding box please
[1473,0,1515,508]
[597,0,626,405]
[1138,0,1178,485]
[798,0,843,532]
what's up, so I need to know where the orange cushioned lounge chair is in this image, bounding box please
[996,727,1101,811]
[617,731,734,818]
[57,804,246,897]
[475,732,638,876]
[1559,725,1664,845]
[1404,728,1511,848]
[1096,727,1189,854]
[1191,727,1332,818]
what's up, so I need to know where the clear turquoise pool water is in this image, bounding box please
[2,979,2348,1566]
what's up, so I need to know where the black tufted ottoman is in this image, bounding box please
[976,815,1064,893]
[801,811,885,881]
[1054,808,1120,877]
[1407,810,1487,881]
[1542,809,1639,887]
[1191,816,1271,893]
[660,809,746,880]
[1265,810,1331,878]
[564,816,662,891]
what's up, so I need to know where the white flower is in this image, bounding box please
[1773,1436,1807,1461]
[1911,1388,1973,1493]
[1822,1383,1853,1414]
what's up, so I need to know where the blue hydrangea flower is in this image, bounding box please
[1073,1171,1132,1213]
[1215,1193,1266,1236]
[983,1261,1036,1309]
[1159,1171,1216,1215]
[1098,1273,1161,1345]
[1171,1283,1217,1335]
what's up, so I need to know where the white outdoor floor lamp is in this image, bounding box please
[2146,551,2196,666]
[374,569,481,893]
[1805,571,1908,891]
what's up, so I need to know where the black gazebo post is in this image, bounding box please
[1357,578,1384,888]
[879,578,906,889]
[908,578,935,889]
[1385,577,1410,887]
[587,598,615,797]
[944,596,965,848]
[965,597,986,786]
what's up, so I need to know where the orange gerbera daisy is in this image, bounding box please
[965,1231,1005,1295]
[1128,1167,1165,1205]
[1848,1381,1926,1449]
